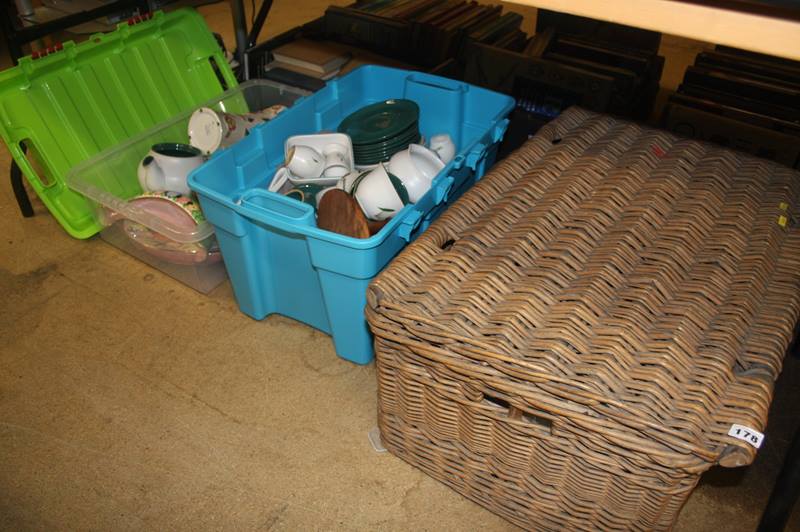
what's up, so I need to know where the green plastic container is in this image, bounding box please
[0,8,237,239]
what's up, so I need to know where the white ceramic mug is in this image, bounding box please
[388,144,445,203]
[137,143,204,195]
[286,145,325,179]
[353,163,409,221]
[429,133,456,164]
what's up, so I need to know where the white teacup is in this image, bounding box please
[316,186,336,205]
[137,143,204,195]
[323,143,350,178]
[188,105,288,155]
[429,133,456,164]
[268,166,293,193]
[336,170,362,194]
[323,142,347,158]
[353,163,409,221]
[388,144,445,203]
[286,145,325,179]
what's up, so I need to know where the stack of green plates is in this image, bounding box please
[338,99,421,166]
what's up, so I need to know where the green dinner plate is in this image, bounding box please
[353,122,418,142]
[356,146,417,157]
[354,152,395,163]
[354,156,390,165]
[353,133,420,153]
[354,134,422,165]
[339,99,420,144]
[353,133,421,155]
[353,139,417,154]
[351,123,419,146]
[355,147,412,162]
[354,145,411,159]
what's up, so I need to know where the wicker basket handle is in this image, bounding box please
[714,368,773,467]
[366,233,460,309]
[461,381,556,436]
[366,283,383,311]
[718,444,756,468]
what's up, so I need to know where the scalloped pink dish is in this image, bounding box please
[106,192,222,265]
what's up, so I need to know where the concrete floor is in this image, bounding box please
[2,1,800,530]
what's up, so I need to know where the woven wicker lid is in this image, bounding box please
[367,107,800,471]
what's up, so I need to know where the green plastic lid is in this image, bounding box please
[0,8,236,239]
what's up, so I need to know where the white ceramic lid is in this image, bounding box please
[188,107,224,155]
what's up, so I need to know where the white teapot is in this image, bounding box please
[137,143,204,195]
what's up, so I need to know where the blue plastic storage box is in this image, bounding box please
[189,66,514,364]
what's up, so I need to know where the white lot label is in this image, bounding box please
[728,424,764,449]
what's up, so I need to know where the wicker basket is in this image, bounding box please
[366,107,800,531]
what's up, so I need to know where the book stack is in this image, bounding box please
[514,11,664,121]
[352,0,526,49]
[663,46,800,168]
[325,1,527,69]
[266,39,352,81]
[488,11,664,159]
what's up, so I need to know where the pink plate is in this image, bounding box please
[110,192,221,265]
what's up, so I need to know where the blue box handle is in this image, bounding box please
[406,72,467,93]
[493,119,510,142]
[398,210,423,242]
[434,176,455,204]
[466,143,488,170]
[237,189,317,233]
